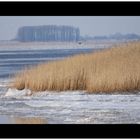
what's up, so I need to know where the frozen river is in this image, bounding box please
[0,41,140,124]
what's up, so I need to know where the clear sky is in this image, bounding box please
[0,16,140,40]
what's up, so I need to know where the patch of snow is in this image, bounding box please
[5,88,32,97]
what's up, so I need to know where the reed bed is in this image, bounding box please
[12,41,140,93]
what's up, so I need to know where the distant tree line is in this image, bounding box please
[16,25,80,42]
[82,33,140,41]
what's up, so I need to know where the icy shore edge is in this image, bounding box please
[5,88,87,97]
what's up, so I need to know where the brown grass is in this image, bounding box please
[13,117,47,124]
[12,41,140,93]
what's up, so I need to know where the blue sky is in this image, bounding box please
[0,16,140,40]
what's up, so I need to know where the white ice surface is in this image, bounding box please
[0,41,115,51]
[3,88,140,124]
[4,88,140,110]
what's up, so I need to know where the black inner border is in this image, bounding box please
[0,1,140,138]
[0,1,140,15]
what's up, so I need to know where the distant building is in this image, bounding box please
[16,25,80,42]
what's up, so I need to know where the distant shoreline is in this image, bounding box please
[0,40,118,51]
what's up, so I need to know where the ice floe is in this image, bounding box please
[5,88,32,97]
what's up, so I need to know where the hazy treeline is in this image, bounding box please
[82,33,140,41]
[16,25,80,42]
